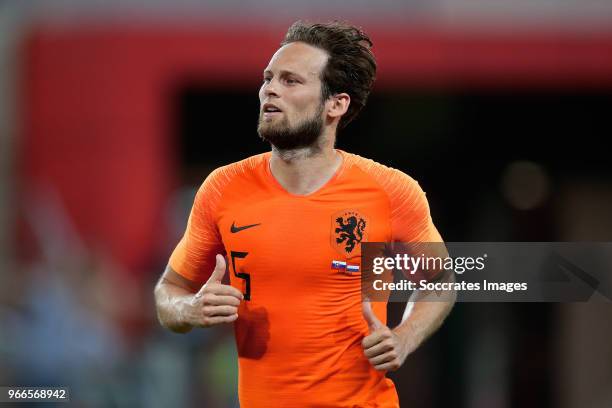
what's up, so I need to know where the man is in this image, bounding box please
[155,21,454,407]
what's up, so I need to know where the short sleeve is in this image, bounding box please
[384,170,448,280]
[387,171,443,244]
[168,171,226,284]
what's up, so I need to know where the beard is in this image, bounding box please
[257,104,324,151]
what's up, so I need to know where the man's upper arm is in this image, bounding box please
[385,170,448,280]
[387,172,442,244]
[168,172,226,283]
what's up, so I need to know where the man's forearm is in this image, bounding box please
[154,279,194,333]
[393,258,457,351]
[393,296,455,355]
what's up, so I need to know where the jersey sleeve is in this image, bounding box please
[384,169,448,280]
[168,170,226,284]
[385,170,443,243]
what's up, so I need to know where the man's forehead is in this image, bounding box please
[265,42,328,78]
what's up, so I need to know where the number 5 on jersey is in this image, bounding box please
[231,250,250,300]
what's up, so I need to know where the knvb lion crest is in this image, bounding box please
[331,210,369,256]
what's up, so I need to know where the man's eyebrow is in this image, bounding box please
[263,69,307,80]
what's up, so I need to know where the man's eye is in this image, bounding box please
[263,77,271,83]
[285,78,298,85]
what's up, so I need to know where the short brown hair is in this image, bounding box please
[281,20,377,129]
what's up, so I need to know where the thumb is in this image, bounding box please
[195,255,227,298]
[362,297,383,332]
[207,254,227,283]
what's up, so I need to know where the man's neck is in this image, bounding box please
[269,137,342,196]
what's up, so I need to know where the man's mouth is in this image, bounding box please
[263,111,282,119]
[262,103,283,118]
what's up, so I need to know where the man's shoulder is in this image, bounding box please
[343,151,430,212]
[195,152,269,201]
[343,151,417,188]
[205,152,269,184]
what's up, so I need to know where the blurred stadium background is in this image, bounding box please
[1,1,611,407]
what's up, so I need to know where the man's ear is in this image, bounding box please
[327,93,350,119]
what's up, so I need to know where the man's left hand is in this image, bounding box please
[361,300,412,371]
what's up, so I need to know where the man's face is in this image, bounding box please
[257,42,329,150]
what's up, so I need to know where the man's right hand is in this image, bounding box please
[181,254,244,328]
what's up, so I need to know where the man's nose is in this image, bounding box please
[262,80,279,98]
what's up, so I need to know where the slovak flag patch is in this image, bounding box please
[332,260,360,274]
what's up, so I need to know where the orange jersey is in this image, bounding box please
[169,150,443,408]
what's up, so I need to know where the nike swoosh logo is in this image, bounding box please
[231,222,261,233]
